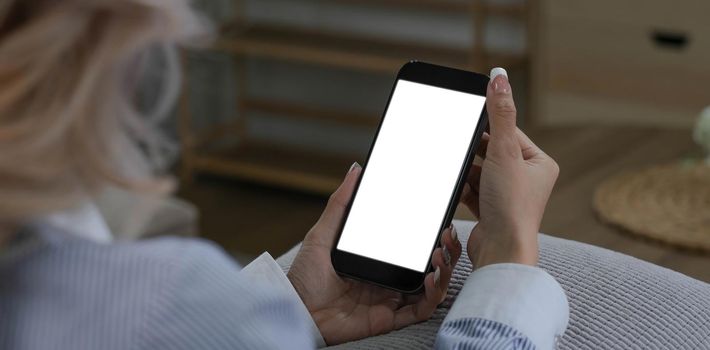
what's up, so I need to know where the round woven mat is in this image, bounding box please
[593,163,710,253]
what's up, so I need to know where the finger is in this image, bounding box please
[485,67,517,139]
[461,166,482,218]
[392,303,419,329]
[422,268,446,311]
[515,128,559,178]
[311,162,362,245]
[475,132,490,159]
[431,251,452,305]
[459,184,475,218]
[460,184,480,219]
[382,291,404,311]
[362,283,404,310]
[393,271,442,329]
[515,128,546,161]
[466,164,482,193]
[402,292,424,306]
[394,243,459,329]
[439,231,451,268]
[371,286,403,304]
[441,224,462,266]
[432,248,446,272]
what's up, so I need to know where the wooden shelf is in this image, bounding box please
[180,1,531,194]
[327,0,527,16]
[215,24,526,73]
[188,97,379,150]
[192,142,360,195]
[243,97,380,128]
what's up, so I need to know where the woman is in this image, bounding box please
[0,0,567,349]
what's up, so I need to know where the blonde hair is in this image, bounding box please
[0,0,208,228]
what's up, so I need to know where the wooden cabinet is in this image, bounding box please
[532,0,710,127]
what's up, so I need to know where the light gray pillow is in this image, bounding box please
[276,220,710,349]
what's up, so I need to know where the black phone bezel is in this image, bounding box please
[330,61,490,293]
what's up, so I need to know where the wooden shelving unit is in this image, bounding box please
[180,0,530,195]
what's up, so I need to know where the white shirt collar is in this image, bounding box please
[38,202,113,243]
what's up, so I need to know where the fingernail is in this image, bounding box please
[489,67,510,94]
[442,246,451,266]
[490,67,508,80]
[434,266,441,285]
[348,162,361,173]
[450,224,458,243]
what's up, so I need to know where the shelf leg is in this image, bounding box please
[471,0,488,73]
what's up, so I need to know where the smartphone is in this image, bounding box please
[331,61,489,293]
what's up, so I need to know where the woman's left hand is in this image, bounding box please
[288,163,461,345]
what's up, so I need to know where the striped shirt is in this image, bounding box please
[0,206,568,349]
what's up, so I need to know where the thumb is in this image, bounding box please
[309,162,361,246]
[486,67,518,138]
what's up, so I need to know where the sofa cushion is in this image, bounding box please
[276,220,710,349]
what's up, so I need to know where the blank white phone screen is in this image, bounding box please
[336,80,485,272]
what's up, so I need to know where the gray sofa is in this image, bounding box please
[276,220,710,349]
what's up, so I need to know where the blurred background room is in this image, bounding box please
[132,0,709,282]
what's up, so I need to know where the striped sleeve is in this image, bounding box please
[240,252,326,347]
[137,240,316,350]
[436,318,536,350]
[435,263,569,350]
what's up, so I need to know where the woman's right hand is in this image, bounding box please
[460,68,559,269]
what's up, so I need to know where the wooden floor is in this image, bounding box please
[178,126,710,282]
